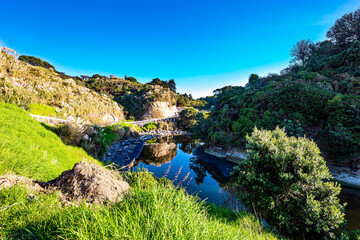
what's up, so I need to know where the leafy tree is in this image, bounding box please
[290,39,312,66]
[326,8,360,48]
[168,79,176,92]
[233,127,346,239]
[18,55,55,70]
[125,76,138,83]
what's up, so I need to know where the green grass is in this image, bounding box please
[27,103,58,117]
[0,182,279,240]
[0,103,100,181]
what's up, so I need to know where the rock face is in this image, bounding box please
[48,161,130,204]
[139,101,177,120]
[204,145,248,163]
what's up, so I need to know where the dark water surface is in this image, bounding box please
[132,135,360,230]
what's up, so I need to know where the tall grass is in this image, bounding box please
[0,182,279,240]
[0,103,100,181]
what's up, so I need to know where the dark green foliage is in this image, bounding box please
[177,108,199,129]
[18,55,55,70]
[197,9,360,164]
[124,75,138,83]
[233,128,346,239]
[148,78,176,92]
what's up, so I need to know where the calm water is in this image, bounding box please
[132,135,360,230]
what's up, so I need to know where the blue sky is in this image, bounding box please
[1,0,359,97]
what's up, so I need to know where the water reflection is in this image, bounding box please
[132,135,359,229]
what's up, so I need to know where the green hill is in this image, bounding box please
[200,8,360,166]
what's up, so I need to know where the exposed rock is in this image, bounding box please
[139,101,177,120]
[204,145,247,163]
[48,161,130,204]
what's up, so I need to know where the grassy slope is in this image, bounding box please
[0,103,279,239]
[0,103,100,181]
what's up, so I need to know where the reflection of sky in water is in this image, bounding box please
[134,136,360,229]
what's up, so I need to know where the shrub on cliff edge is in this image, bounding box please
[232,127,346,239]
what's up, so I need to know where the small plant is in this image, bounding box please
[142,122,157,131]
[56,123,85,146]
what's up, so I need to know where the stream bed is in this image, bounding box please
[127,135,360,230]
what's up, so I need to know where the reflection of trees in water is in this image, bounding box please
[189,157,207,185]
[178,140,201,154]
[189,156,234,187]
[138,143,177,166]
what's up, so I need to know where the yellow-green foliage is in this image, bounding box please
[27,103,57,116]
[0,103,101,181]
[0,50,124,125]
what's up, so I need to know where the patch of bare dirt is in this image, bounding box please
[0,161,130,205]
[48,161,130,204]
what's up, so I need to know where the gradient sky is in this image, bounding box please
[1,0,359,97]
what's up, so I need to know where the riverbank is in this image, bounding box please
[203,144,360,189]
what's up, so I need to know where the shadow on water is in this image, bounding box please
[131,135,360,229]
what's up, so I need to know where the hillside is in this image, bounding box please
[0,48,124,125]
[78,75,178,120]
[200,8,360,166]
[0,102,100,181]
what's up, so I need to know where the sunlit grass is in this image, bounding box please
[0,103,100,181]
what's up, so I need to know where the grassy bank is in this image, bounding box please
[0,181,278,239]
[0,103,100,181]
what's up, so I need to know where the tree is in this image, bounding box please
[290,39,312,66]
[326,8,360,48]
[168,79,176,92]
[233,127,346,239]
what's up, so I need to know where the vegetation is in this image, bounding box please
[0,174,278,240]
[0,104,278,239]
[177,108,208,130]
[199,8,360,165]
[27,103,58,117]
[0,50,124,125]
[0,103,99,182]
[233,128,346,239]
[18,55,55,70]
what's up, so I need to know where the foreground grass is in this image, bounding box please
[0,183,279,240]
[0,103,100,181]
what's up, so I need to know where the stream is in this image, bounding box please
[127,135,360,230]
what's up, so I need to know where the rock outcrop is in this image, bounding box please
[139,101,178,120]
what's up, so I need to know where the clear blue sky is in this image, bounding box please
[0,0,359,97]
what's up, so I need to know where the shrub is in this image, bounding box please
[232,127,346,239]
[56,123,85,146]
[177,107,198,129]
[142,122,157,131]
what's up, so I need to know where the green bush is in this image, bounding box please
[177,107,198,129]
[142,122,157,131]
[232,127,346,239]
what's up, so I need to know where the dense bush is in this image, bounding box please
[232,127,346,239]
